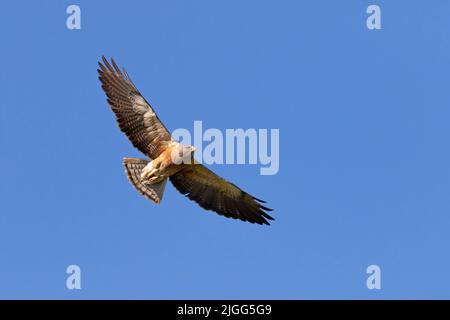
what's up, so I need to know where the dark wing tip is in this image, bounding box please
[253,196,267,203]
[249,195,274,223]
[260,205,273,212]
[235,194,274,225]
[261,211,275,221]
[257,209,275,224]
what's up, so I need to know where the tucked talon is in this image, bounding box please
[140,166,153,180]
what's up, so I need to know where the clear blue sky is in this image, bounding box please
[1,0,450,299]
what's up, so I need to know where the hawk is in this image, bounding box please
[98,56,274,225]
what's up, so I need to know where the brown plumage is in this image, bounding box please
[98,56,274,225]
[170,164,274,225]
[98,56,171,159]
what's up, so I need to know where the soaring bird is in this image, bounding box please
[98,56,274,225]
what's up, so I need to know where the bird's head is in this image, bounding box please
[173,144,196,164]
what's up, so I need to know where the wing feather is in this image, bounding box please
[98,56,172,159]
[170,164,274,225]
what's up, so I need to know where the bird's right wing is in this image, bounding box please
[98,56,172,159]
[170,164,274,225]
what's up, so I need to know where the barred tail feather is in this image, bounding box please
[123,157,167,204]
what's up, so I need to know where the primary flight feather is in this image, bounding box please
[98,56,274,225]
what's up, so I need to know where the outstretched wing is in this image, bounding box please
[170,164,274,225]
[98,56,172,159]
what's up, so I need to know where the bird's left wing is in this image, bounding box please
[170,164,274,225]
[98,56,172,159]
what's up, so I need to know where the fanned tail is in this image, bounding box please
[123,157,167,204]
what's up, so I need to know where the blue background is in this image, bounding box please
[1,0,450,299]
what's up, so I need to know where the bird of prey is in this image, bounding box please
[97,56,274,225]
